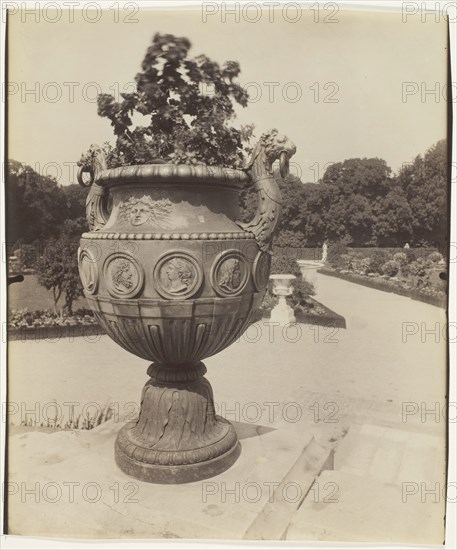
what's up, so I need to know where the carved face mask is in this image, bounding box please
[129,204,151,226]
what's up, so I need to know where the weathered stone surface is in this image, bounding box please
[77,132,296,482]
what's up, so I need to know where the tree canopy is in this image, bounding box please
[239,139,448,250]
[6,160,87,249]
[86,33,253,168]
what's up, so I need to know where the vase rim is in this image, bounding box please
[269,274,297,280]
[96,163,249,188]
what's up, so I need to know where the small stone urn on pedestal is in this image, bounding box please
[77,130,296,484]
[269,274,296,324]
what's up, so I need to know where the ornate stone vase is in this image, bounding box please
[77,129,296,483]
[269,274,297,324]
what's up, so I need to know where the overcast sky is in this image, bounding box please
[7,5,448,185]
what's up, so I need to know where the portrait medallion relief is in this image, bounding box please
[103,253,144,299]
[77,247,99,294]
[119,195,173,228]
[210,250,249,297]
[252,251,271,291]
[153,251,203,300]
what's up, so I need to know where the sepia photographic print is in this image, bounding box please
[1,0,456,547]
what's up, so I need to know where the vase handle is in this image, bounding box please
[77,145,110,231]
[238,129,297,252]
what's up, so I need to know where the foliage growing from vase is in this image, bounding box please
[83,33,253,168]
[35,239,83,314]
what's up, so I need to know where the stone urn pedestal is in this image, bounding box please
[115,362,240,483]
[77,130,297,483]
[269,274,296,325]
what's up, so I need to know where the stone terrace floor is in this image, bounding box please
[5,272,449,542]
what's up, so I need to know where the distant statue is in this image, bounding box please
[404,243,410,250]
[322,241,328,263]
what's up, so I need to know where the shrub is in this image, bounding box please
[257,284,279,318]
[270,254,301,277]
[356,257,372,275]
[408,257,432,289]
[393,252,408,267]
[291,278,315,306]
[381,260,399,277]
[405,251,417,264]
[13,243,39,270]
[340,253,354,271]
[327,241,348,269]
[428,252,444,263]
[35,239,83,314]
[368,250,390,274]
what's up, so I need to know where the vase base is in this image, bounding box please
[115,422,241,484]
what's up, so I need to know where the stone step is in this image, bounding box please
[243,436,334,540]
[334,424,446,485]
[285,423,447,543]
[285,470,445,544]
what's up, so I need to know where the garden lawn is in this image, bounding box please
[8,274,87,312]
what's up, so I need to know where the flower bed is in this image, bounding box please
[294,297,346,329]
[318,267,446,308]
[253,294,346,328]
[7,308,104,341]
[321,244,447,309]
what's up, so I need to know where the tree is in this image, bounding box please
[397,139,448,249]
[84,33,253,168]
[6,160,66,247]
[59,184,88,222]
[6,162,90,250]
[35,239,83,314]
[319,158,394,245]
[322,157,391,198]
[237,143,448,249]
[372,185,413,246]
[300,183,331,246]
